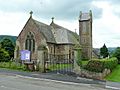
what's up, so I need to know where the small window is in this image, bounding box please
[84,38,86,43]
[82,38,86,44]
[51,47,52,53]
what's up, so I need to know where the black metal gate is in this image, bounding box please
[44,53,74,74]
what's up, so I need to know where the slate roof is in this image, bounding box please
[31,18,79,45]
[50,22,79,44]
[79,13,91,21]
[33,19,56,43]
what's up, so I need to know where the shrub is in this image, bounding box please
[0,62,26,71]
[84,57,118,73]
[112,47,120,64]
[0,38,15,58]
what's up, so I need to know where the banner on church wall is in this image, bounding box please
[20,50,31,61]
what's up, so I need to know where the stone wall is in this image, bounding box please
[15,17,47,60]
[73,45,111,80]
[77,68,111,80]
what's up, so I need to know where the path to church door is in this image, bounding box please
[44,52,74,75]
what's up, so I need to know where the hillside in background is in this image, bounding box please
[108,47,116,53]
[0,35,17,45]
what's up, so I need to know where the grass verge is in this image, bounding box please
[105,65,120,82]
[0,62,27,71]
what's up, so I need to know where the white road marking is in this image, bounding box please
[16,75,91,87]
[106,85,120,90]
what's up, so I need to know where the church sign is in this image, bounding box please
[20,50,31,61]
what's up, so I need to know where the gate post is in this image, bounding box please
[37,50,45,72]
[73,44,82,74]
[37,45,48,72]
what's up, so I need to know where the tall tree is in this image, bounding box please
[0,38,15,58]
[100,44,109,58]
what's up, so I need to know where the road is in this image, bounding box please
[0,74,109,90]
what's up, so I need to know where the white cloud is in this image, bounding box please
[92,1,120,48]
[0,11,28,36]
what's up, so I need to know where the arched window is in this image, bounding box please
[25,32,35,52]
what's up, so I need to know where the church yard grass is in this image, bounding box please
[82,61,88,66]
[46,60,89,72]
[45,63,73,71]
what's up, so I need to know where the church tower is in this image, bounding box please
[79,10,92,60]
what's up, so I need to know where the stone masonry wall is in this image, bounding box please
[77,69,111,80]
[16,18,47,60]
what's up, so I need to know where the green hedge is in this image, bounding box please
[84,57,118,73]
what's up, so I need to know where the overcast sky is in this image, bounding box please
[0,0,120,48]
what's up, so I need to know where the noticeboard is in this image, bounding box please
[20,50,31,61]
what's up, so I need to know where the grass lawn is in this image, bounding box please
[105,65,120,82]
[46,64,73,71]
[82,61,88,66]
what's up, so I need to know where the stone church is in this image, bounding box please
[14,10,92,63]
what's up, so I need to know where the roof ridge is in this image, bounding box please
[50,22,73,32]
[33,18,50,27]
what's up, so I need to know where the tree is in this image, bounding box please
[0,38,15,58]
[112,47,120,64]
[100,44,109,58]
[0,48,10,62]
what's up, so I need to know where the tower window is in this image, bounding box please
[84,38,86,43]
[82,38,86,44]
[51,47,52,53]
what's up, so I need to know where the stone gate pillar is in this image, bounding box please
[73,44,82,74]
[37,45,48,72]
